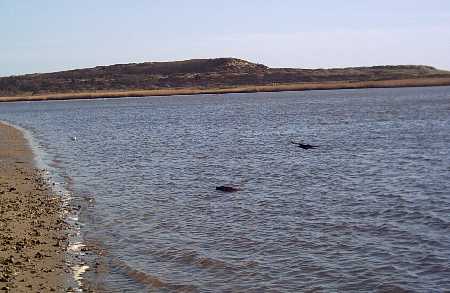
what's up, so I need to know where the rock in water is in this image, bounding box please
[216,186,240,192]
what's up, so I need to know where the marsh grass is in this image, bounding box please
[1,77,450,102]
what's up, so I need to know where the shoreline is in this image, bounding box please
[0,122,70,292]
[1,77,450,103]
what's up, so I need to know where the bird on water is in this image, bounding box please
[290,140,318,150]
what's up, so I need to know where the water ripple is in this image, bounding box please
[1,87,450,291]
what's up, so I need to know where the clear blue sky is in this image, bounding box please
[1,0,450,76]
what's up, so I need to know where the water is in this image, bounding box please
[1,87,450,292]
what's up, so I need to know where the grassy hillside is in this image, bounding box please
[1,58,450,97]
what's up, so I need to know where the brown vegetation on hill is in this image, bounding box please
[1,58,450,100]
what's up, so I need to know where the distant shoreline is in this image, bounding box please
[1,77,450,102]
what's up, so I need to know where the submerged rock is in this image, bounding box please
[215,186,240,192]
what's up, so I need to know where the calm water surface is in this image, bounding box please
[1,87,450,292]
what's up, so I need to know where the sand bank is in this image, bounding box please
[1,78,450,103]
[0,122,69,292]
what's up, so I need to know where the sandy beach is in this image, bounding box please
[0,122,69,292]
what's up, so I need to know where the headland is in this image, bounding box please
[1,58,450,102]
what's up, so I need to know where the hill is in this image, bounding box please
[1,58,450,100]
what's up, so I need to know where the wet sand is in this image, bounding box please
[0,122,69,292]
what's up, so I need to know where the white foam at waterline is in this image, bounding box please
[73,265,90,281]
[71,264,90,292]
[68,242,86,252]
[68,215,79,222]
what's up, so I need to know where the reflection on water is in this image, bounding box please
[1,86,450,292]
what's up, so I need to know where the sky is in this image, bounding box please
[1,0,450,76]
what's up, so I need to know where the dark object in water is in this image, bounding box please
[291,140,318,150]
[216,186,240,192]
